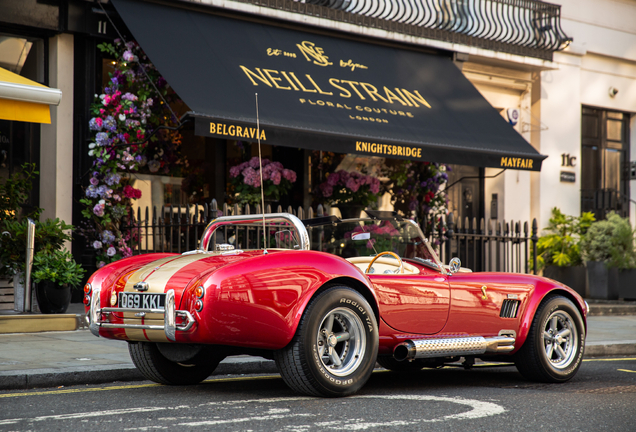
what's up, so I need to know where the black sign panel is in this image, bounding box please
[113,0,545,171]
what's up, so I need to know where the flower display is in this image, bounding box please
[314,170,381,208]
[80,39,186,266]
[228,157,297,205]
[383,160,450,239]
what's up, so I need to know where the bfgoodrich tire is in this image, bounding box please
[274,286,379,397]
[128,342,224,385]
[515,295,585,383]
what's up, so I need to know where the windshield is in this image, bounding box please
[305,218,443,270]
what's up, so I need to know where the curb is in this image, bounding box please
[2,344,635,391]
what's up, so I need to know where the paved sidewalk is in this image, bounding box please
[1,311,634,391]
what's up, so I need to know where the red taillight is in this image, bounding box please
[83,295,91,305]
[84,283,92,294]
[195,299,203,312]
[194,285,205,299]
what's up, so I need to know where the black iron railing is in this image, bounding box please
[238,0,571,60]
[122,199,538,274]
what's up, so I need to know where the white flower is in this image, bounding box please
[106,247,116,257]
[89,143,96,149]
[119,114,126,121]
[88,150,94,156]
[99,199,105,205]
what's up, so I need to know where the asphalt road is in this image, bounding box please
[1,357,635,432]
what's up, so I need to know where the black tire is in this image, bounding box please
[274,286,379,397]
[128,342,224,385]
[515,295,585,383]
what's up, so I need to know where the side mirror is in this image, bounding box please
[448,257,461,274]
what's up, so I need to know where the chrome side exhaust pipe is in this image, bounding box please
[394,336,515,361]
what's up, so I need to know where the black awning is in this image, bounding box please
[112,0,546,171]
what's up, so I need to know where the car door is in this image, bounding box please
[371,268,450,334]
[443,272,532,336]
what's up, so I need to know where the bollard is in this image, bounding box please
[24,218,36,312]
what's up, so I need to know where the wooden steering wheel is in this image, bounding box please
[365,251,404,274]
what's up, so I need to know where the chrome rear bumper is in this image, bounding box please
[88,288,195,341]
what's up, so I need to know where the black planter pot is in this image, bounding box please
[618,269,636,300]
[337,204,365,219]
[35,281,71,314]
[543,265,586,297]
[586,261,619,300]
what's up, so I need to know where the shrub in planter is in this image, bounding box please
[580,212,636,300]
[31,250,85,314]
[534,208,595,296]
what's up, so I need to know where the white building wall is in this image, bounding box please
[40,33,74,228]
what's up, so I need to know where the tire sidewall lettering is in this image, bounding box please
[304,288,378,392]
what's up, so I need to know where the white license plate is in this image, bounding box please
[118,292,166,310]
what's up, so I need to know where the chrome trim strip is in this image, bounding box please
[89,286,101,337]
[88,287,195,340]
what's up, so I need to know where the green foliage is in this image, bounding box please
[32,249,86,288]
[0,218,73,279]
[580,212,636,269]
[0,163,41,223]
[533,208,595,270]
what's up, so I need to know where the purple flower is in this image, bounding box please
[93,203,105,217]
[121,92,138,101]
[97,261,106,269]
[93,240,103,249]
[106,246,117,257]
[96,132,110,147]
[85,185,99,198]
[105,173,121,186]
[271,170,282,185]
[103,116,117,132]
[101,230,116,244]
[89,177,99,186]
[89,117,103,131]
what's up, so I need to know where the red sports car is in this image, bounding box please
[85,211,587,397]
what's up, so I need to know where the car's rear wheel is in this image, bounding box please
[274,286,378,397]
[128,342,224,385]
[515,295,585,383]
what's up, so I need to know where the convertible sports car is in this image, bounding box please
[85,211,587,397]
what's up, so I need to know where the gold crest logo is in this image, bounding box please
[296,41,333,67]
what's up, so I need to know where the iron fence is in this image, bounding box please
[122,199,538,274]
[239,0,571,60]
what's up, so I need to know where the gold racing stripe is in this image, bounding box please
[123,254,211,342]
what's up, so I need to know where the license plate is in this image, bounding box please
[118,292,166,310]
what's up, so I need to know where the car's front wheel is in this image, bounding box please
[128,342,224,385]
[275,286,379,397]
[515,295,585,383]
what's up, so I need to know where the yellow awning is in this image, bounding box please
[0,67,62,124]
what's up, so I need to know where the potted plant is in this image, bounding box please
[228,156,297,207]
[313,170,382,218]
[580,212,636,300]
[31,249,85,313]
[535,208,595,297]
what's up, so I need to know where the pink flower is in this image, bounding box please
[283,169,296,182]
[271,170,282,185]
[346,177,360,193]
[327,172,339,186]
[229,166,241,178]
[319,183,333,198]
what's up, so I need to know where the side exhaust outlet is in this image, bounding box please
[394,336,515,361]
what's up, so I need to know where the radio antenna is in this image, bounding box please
[255,93,268,255]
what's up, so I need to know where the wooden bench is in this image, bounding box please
[0,278,14,310]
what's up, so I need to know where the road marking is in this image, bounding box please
[0,375,281,399]
[0,394,505,427]
[617,369,636,373]
[583,357,636,362]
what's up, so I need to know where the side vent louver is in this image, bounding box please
[500,299,520,318]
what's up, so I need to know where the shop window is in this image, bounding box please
[581,107,630,219]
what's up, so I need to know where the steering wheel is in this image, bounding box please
[366,251,404,274]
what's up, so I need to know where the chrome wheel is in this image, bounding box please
[316,307,366,377]
[542,310,578,369]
